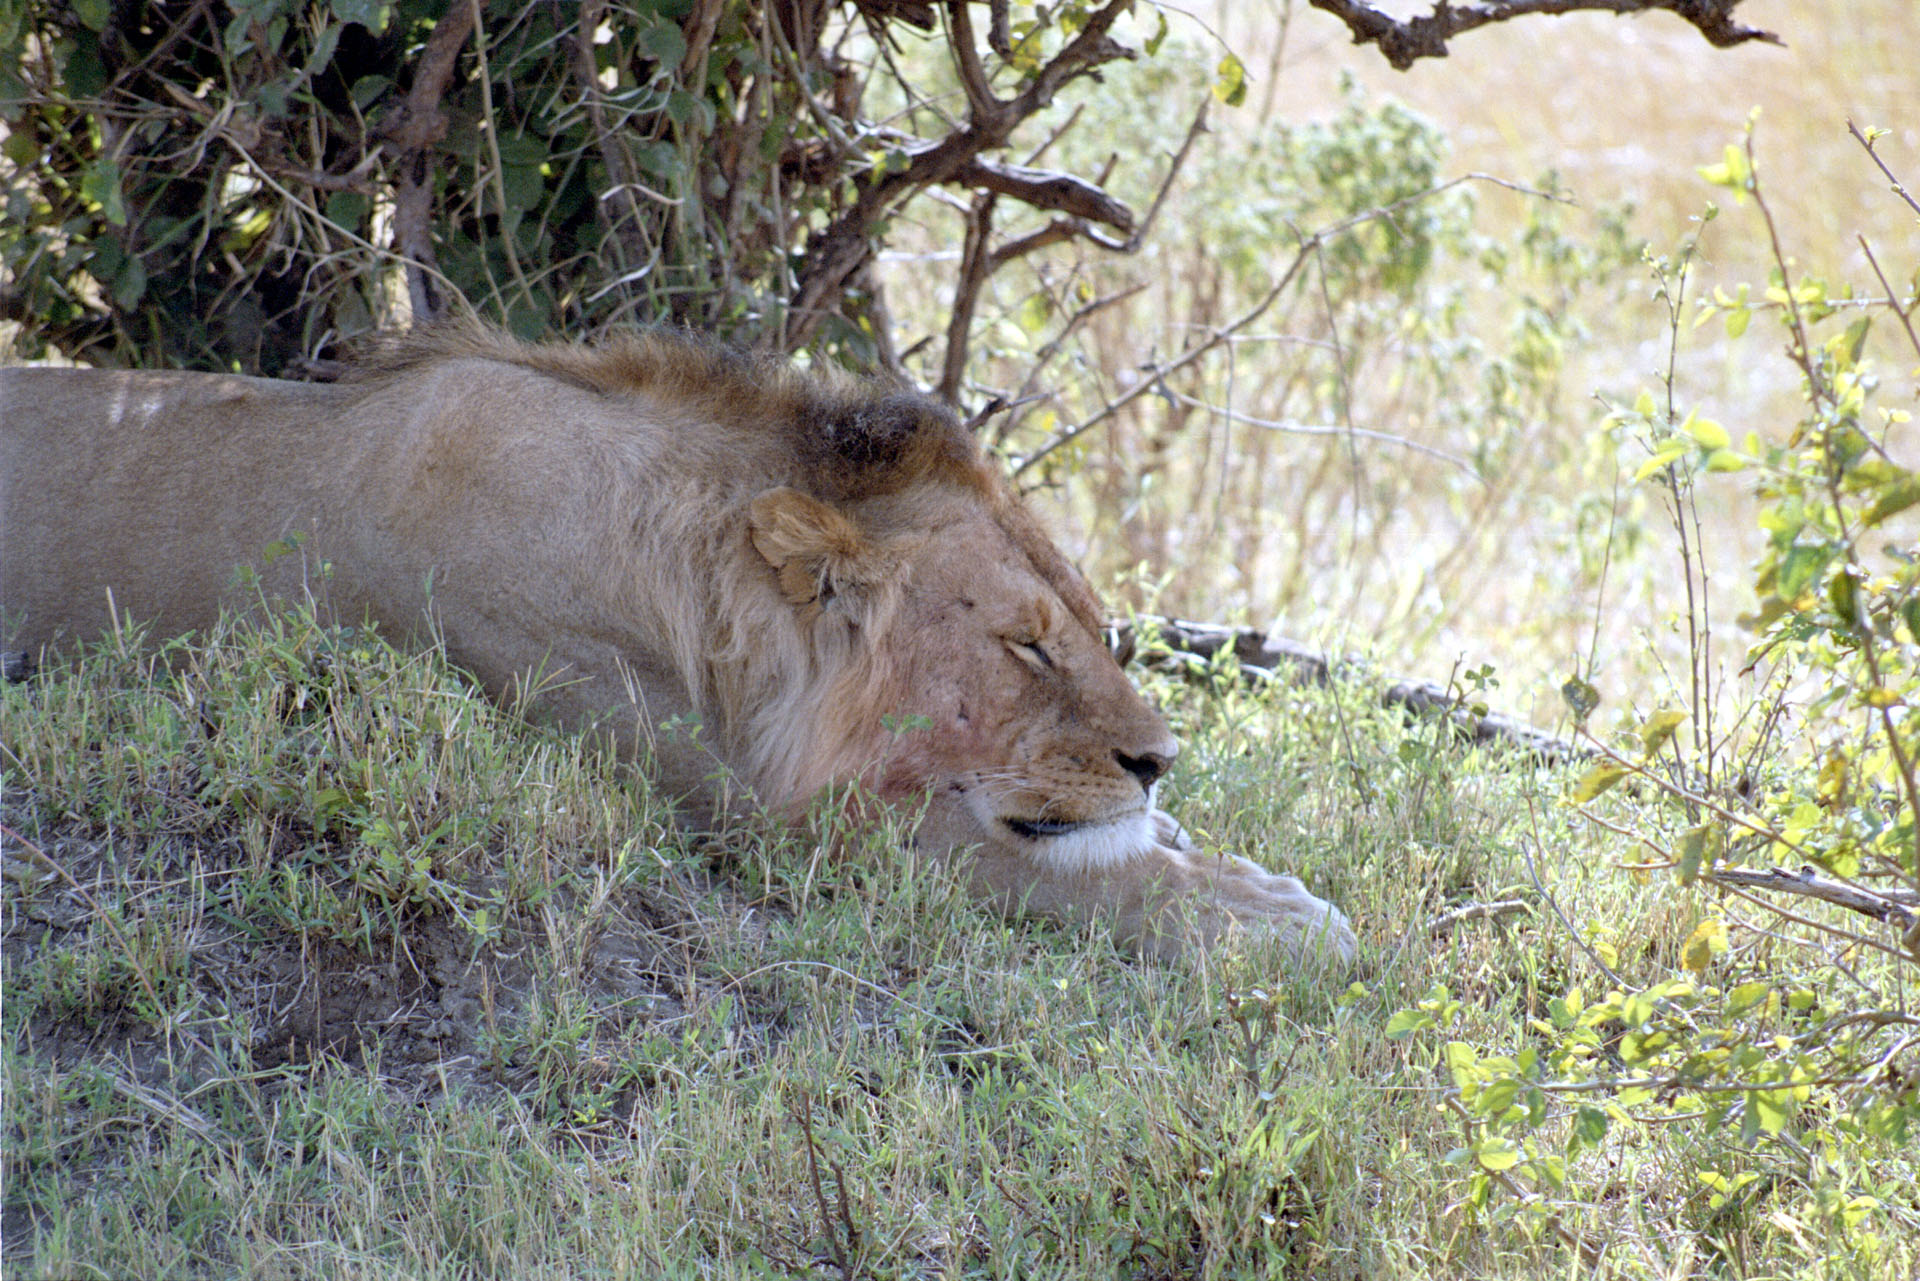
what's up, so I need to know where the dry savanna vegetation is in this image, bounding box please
[4,0,1918,1276]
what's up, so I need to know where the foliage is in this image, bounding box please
[1389,123,1920,1271]
[1,0,1161,374]
[928,49,1643,633]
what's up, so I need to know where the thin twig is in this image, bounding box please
[1425,899,1531,936]
[1012,172,1526,478]
[1163,389,1484,477]
[1848,119,1920,218]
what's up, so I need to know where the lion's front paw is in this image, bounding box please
[1128,842,1357,967]
[1202,852,1357,966]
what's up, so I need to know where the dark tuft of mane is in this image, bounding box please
[793,388,982,502]
[346,323,990,502]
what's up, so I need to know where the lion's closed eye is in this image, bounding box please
[1007,636,1054,670]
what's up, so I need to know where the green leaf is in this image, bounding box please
[65,30,107,97]
[330,0,391,32]
[1638,708,1687,757]
[1863,476,1920,526]
[1473,1139,1521,1172]
[1749,1088,1789,1135]
[1840,314,1871,364]
[1775,541,1832,600]
[639,20,687,67]
[325,190,370,233]
[111,256,147,309]
[1145,9,1169,56]
[1478,1079,1521,1116]
[1212,53,1247,108]
[2,128,36,167]
[73,0,111,31]
[1698,144,1751,198]
[1570,762,1629,803]
[79,158,127,226]
[1676,823,1717,886]
[1443,1040,1478,1086]
[1687,416,1730,450]
[1560,675,1600,725]
[1682,917,1728,974]
[1384,1009,1430,1038]
[1633,438,1689,482]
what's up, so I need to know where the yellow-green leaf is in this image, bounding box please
[1863,477,1920,526]
[1749,1088,1789,1134]
[1638,708,1688,756]
[1571,762,1630,803]
[1474,1139,1521,1172]
[1682,917,1729,974]
[1634,439,1689,482]
[1212,53,1247,107]
[1676,823,1718,885]
[1688,417,1730,450]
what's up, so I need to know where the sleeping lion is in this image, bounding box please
[0,328,1354,964]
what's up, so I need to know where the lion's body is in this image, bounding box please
[1,330,1353,962]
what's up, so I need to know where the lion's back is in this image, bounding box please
[1,367,372,650]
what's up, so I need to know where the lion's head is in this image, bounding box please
[743,476,1178,872]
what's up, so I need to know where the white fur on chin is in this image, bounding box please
[1022,811,1158,872]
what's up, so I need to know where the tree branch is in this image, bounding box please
[1707,866,1919,930]
[380,1,476,322]
[1307,0,1781,71]
[955,157,1134,232]
[1124,616,1590,766]
[786,0,1136,346]
[939,192,997,402]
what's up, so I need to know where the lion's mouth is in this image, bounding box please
[1002,817,1086,840]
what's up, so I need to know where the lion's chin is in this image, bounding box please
[997,811,1157,872]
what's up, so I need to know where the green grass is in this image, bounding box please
[3,613,1913,1278]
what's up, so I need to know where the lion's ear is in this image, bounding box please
[748,487,893,621]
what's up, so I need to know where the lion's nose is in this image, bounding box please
[1115,748,1171,791]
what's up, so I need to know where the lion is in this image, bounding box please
[0,328,1354,964]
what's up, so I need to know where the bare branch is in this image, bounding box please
[1163,389,1484,477]
[1307,0,1781,71]
[786,0,1136,344]
[1012,171,1556,477]
[939,193,997,403]
[1849,119,1920,219]
[1122,617,1590,765]
[1427,900,1532,936]
[955,157,1133,231]
[945,0,1006,126]
[381,1,476,322]
[1707,866,1919,930]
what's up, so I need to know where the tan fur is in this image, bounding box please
[0,328,1354,963]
